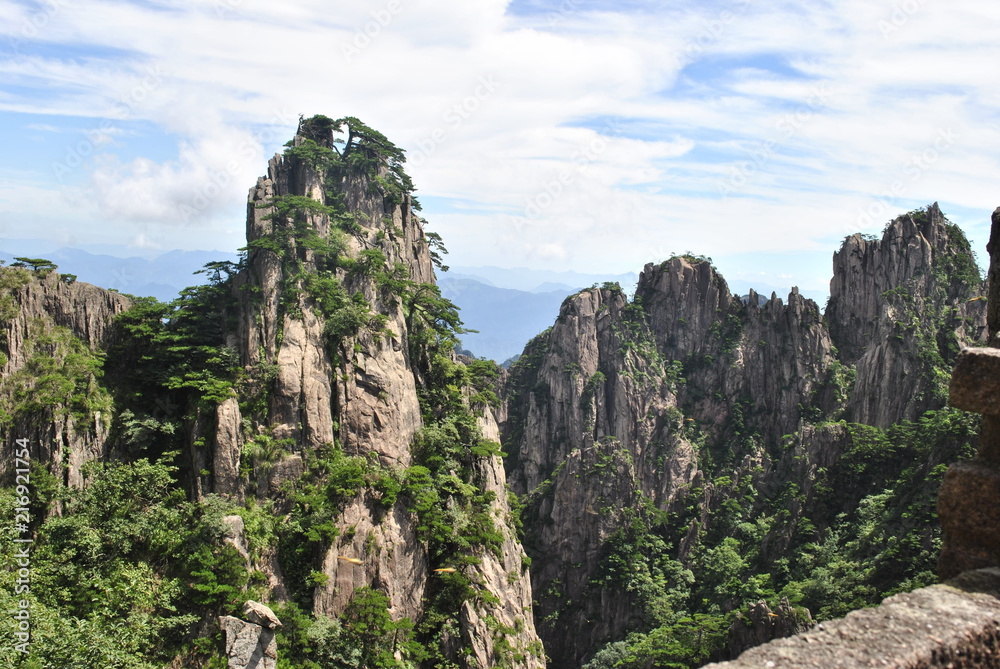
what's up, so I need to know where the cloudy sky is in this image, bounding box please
[1,0,998,297]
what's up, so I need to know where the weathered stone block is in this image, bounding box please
[243,600,282,629]
[220,604,280,669]
[949,348,1000,416]
[704,568,1000,668]
[939,462,1000,580]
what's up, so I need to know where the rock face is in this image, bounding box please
[243,600,283,629]
[725,598,813,660]
[219,602,282,669]
[0,269,131,487]
[0,118,544,668]
[636,258,835,448]
[827,203,986,426]
[501,207,987,667]
[222,121,543,667]
[502,264,840,666]
[502,286,700,667]
[235,147,426,460]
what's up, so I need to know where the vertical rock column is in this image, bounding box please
[219,601,283,669]
[938,207,1000,579]
[939,348,1000,578]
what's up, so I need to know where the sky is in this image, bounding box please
[0,0,998,298]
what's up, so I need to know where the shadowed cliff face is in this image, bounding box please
[636,257,835,451]
[501,207,986,668]
[502,285,700,667]
[0,269,131,488]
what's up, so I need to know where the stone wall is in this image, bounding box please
[705,569,1000,668]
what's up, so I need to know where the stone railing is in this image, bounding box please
[705,569,1000,668]
[939,347,1000,580]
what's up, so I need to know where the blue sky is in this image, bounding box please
[0,0,998,298]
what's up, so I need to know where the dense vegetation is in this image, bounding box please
[495,206,985,668]
[579,408,978,668]
[0,122,984,669]
[0,116,530,668]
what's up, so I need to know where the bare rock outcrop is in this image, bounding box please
[0,268,131,486]
[503,285,700,667]
[827,204,986,426]
[636,258,835,450]
[224,120,544,668]
[219,601,282,669]
[502,205,986,666]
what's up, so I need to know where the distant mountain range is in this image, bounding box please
[441,266,640,362]
[0,240,240,303]
[446,265,640,294]
[0,243,821,362]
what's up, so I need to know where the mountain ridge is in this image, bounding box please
[0,115,989,669]
[500,203,986,667]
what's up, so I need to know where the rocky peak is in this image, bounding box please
[635,255,732,361]
[501,207,986,666]
[827,203,982,364]
[636,256,834,451]
[223,116,544,667]
[827,204,986,426]
[502,284,700,667]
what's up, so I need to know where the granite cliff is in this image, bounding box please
[0,112,989,668]
[0,267,131,489]
[0,116,543,668]
[501,204,986,667]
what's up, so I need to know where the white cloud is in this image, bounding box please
[0,0,999,292]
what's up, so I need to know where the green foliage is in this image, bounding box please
[108,284,241,414]
[0,265,31,324]
[331,116,415,205]
[404,419,505,560]
[579,371,606,410]
[426,230,449,272]
[709,312,743,354]
[12,257,57,276]
[617,613,730,669]
[341,587,420,668]
[0,320,112,430]
[664,252,714,268]
[271,589,421,668]
[465,358,501,410]
[582,404,978,668]
[0,457,259,666]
